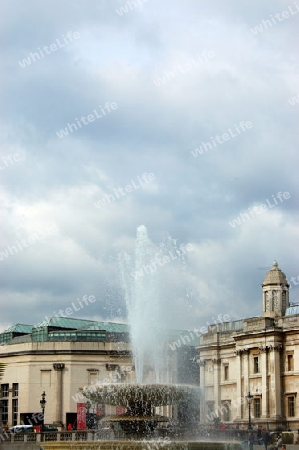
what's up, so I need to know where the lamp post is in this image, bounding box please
[246,392,253,430]
[40,391,46,431]
[85,401,91,429]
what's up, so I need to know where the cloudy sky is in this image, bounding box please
[0,0,298,333]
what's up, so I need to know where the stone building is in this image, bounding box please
[0,316,199,428]
[0,317,133,428]
[198,261,299,430]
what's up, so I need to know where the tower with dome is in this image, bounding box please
[198,261,299,431]
[262,261,290,318]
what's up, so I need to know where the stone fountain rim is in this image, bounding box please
[100,414,170,422]
[81,382,200,407]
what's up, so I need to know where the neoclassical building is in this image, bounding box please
[0,318,133,428]
[198,261,299,430]
[0,317,198,428]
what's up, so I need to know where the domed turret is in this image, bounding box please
[262,261,289,318]
[262,260,288,286]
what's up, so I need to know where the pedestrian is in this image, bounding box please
[214,416,220,429]
[275,434,282,448]
[249,431,255,450]
[262,429,270,450]
[67,423,72,431]
[257,426,263,446]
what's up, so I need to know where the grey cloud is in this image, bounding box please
[0,0,298,331]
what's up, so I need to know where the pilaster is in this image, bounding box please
[198,359,206,423]
[243,349,250,399]
[234,351,242,419]
[269,345,283,419]
[213,358,221,414]
[259,347,269,418]
[53,363,65,426]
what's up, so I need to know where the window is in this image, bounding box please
[89,372,99,385]
[12,383,19,397]
[254,357,259,373]
[1,384,9,397]
[12,399,18,426]
[224,365,229,381]
[288,396,295,417]
[1,399,8,425]
[106,364,119,371]
[254,398,261,418]
[287,354,294,371]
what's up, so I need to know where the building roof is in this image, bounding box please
[0,316,198,347]
[33,317,129,333]
[34,317,97,329]
[2,324,33,334]
[285,305,299,316]
[262,261,289,286]
[82,322,129,333]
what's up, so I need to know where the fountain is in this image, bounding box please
[82,382,199,438]
[80,226,202,440]
[40,226,243,450]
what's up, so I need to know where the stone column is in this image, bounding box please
[53,363,65,426]
[260,348,268,418]
[199,360,206,423]
[269,346,282,419]
[213,358,221,416]
[235,351,242,420]
[243,350,250,421]
[243,350,249,397]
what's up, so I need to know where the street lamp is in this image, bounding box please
[40,391,46,430]
[85,401,91,429]
[246,392,253,430]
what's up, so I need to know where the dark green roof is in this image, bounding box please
[163,328,200,346]
[84,322,129,333]
[3,324,33,334]
[0,317,197,346]
[33,317,129,333]
[34,317,97,329]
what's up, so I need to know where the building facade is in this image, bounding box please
[0,317,199,429]
[0,317,133,428]
[198,261,299,430]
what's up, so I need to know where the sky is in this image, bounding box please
[0,0,299,334]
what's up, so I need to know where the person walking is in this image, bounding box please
[275,434,282,448]
[249,431,255,450]
[262,429,270,450]
[257,426,263,446]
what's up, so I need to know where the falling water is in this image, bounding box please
[82,226,203,440]
[119,225,188,383]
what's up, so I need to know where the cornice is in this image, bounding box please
[258,344,283,352]
[198,342,235,352]
[0,349,131,358]
[233,328,283,341]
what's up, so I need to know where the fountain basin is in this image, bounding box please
[40,441,243,450]
[82,383,199,411]
[81,383,200,438]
